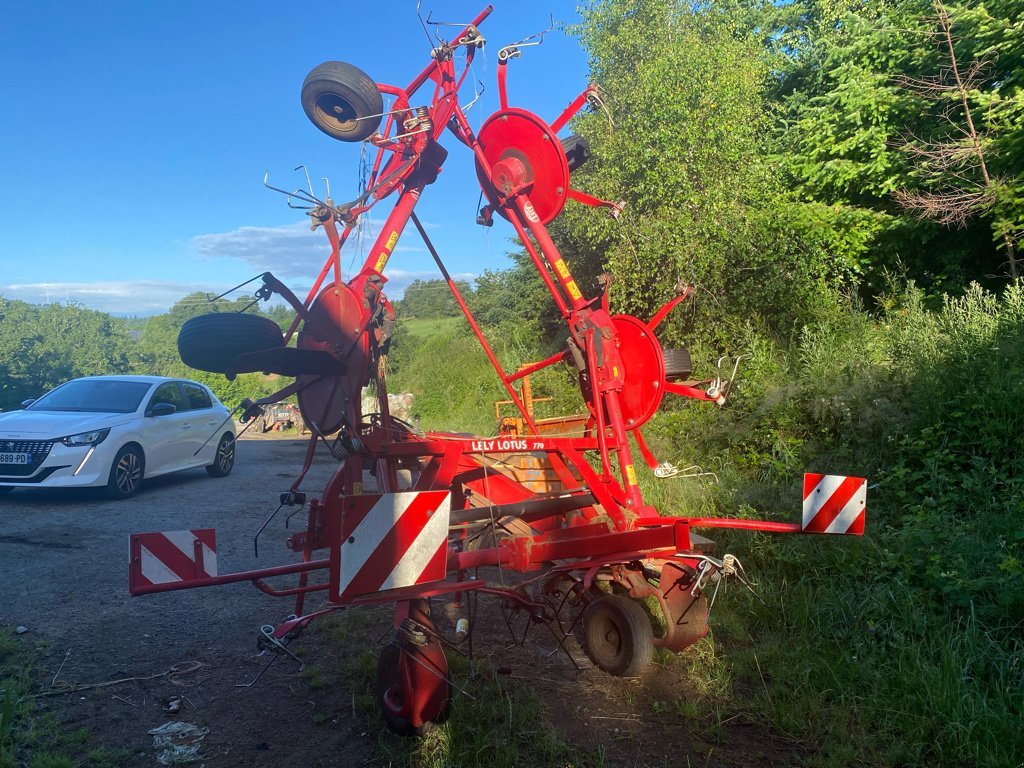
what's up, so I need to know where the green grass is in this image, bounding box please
[317,611,610,768]
[0,629,127,768]
[374,283,1024,766]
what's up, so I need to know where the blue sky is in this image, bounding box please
[0,2,588,315]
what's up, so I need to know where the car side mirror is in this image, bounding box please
[147,402,177,417]
[21,399,35,408]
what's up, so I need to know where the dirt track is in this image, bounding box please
[0,436,799,767]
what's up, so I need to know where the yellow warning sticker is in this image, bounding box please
[554,259,571,279]
[566,280,582,301]
[374,252,390,273]
[385,230,399,252]
[625,464,637,486]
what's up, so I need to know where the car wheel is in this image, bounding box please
[107,445,144,499]
[206,433,235,478]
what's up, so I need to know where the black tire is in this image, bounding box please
[301,61,383,142]
[581,594,654,677]
[178,313,285,375]
[375,644,451,737]
[662,347,693,380]
[107,445,144,500]
[206,433,235,478]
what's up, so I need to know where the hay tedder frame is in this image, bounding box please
[130,6,866,735]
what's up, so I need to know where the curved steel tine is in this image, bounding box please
[462,80,485,112]
[498,15,554,62]
[295,165,315,197]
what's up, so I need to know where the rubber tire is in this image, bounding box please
[106,445,144,500]
[301,61,383,142]
[376,644,451,737]
[662,347,693,380]
[205,433,235,478]
[581,594,654,677]
[177,313,285,375]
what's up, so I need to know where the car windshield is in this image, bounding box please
[28,380,153,414]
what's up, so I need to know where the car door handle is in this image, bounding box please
[181,424,192,430]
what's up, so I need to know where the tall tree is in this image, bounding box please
[555,0,854,343]
[773,0,1024,292]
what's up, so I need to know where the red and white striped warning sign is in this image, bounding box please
[129,529,217,593]
[802,474,866,535]
[333,491,450,603]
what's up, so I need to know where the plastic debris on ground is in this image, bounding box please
[148,721,209,765]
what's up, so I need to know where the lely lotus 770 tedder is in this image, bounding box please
[129,6,866,735]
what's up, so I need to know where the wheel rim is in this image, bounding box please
[116,452,141,494]
[593,615,624,664]
[315,93,357,130]
[216,438,234,472]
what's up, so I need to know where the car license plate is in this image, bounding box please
[0,452,30,465]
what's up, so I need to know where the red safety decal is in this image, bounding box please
[335,491,450,603]
[130,529,217,589]
[802,474,866,535]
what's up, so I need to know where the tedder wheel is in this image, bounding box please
[301,61,383,142]
[581,594,654,677]
[662,347,693,380]
[106,445,144,500]
[375,644,452,737]
[205,433,235,478]
[177,313,285,375]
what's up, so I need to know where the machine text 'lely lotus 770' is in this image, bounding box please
[128,6,867,736]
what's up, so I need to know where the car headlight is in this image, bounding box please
[62,428,110,447]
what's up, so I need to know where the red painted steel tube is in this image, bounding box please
[512,194,590,311]
[129,558,330,596]
[359,183,424,277]
[550,86,596,134]
[402,6,493,98]
[497,59,509,110]
[678,518,804,534]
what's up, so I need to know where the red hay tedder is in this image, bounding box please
[129,6,866,735]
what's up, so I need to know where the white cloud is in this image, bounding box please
[1,281,222,315]
[191,220,426,278]
[1,269,478,317]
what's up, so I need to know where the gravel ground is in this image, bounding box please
[1,435,800,768]
[1,435,377,767]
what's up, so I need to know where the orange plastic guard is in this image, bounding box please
[129,529,217,595]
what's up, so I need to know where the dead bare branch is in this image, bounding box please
[892,186,993,227]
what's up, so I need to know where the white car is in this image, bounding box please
[0,376,237,499]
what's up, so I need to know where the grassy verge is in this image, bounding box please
[314,610,610,768]
[0,629,126,768]
[388,284,1024,766]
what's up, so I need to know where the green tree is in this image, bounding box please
[395,279,471,318]
[135,292,280,408]
[556,0,850,345]
[0,297,134,410]
[770,0,1024,293]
